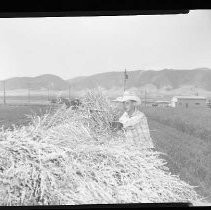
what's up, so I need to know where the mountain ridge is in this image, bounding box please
[1,68,211,92]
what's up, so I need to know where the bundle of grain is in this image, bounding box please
[0,89,206,205]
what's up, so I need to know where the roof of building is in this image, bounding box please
[155,100,170,103]
[172,96,206,100]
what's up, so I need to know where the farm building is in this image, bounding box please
[142,100,170,107]
[170,96,207,108]
[207,100,211,108]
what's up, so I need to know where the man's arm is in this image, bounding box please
[123,113,144,128]
[119,112,127,124]
[139,114,151,139]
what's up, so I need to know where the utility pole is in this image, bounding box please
[3,80,6,105]
[51,82,54,101]
[144,89,147,107]
[123,68,128,92]
[195,85,198,96]
[68,85,71,100]
[123,75,126,92]
[28,83,30,104]
[47,87,50,101]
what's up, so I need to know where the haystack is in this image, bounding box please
[0,89,205,205]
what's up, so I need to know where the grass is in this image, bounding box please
[140,106,211,202]
[0,104,56,130]
[0,89,204,205]
[141,106,211,143]
[0,95,51,105]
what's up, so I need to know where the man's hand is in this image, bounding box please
[116,130,122,135]
[125,125,134,130]
[110,121,123,130]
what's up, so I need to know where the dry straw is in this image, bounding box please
[0,88,205,205]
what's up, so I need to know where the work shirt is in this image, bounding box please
[119,109,154,149]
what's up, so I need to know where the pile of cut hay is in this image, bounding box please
[0,89,205,205]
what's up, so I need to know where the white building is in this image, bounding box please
[170,96,207,108]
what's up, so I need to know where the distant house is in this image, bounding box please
[170,96,207,108]
[206,99,211,108]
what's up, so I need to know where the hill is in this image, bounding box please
[67,68,211,91]
[1,74,69,90]
[1,68,211,94]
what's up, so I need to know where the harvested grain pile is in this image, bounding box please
[0,89,205,205]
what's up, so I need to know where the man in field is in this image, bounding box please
[116,91,154,149]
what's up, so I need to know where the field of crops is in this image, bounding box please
[141,106,211,143]
[140,106,211,202]
[0,91,209,205]
[0,104,56,130]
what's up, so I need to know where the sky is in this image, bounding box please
[0,10,211,80]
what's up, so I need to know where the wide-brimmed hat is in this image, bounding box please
[114,91,141,104]
[112,97,123,102]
